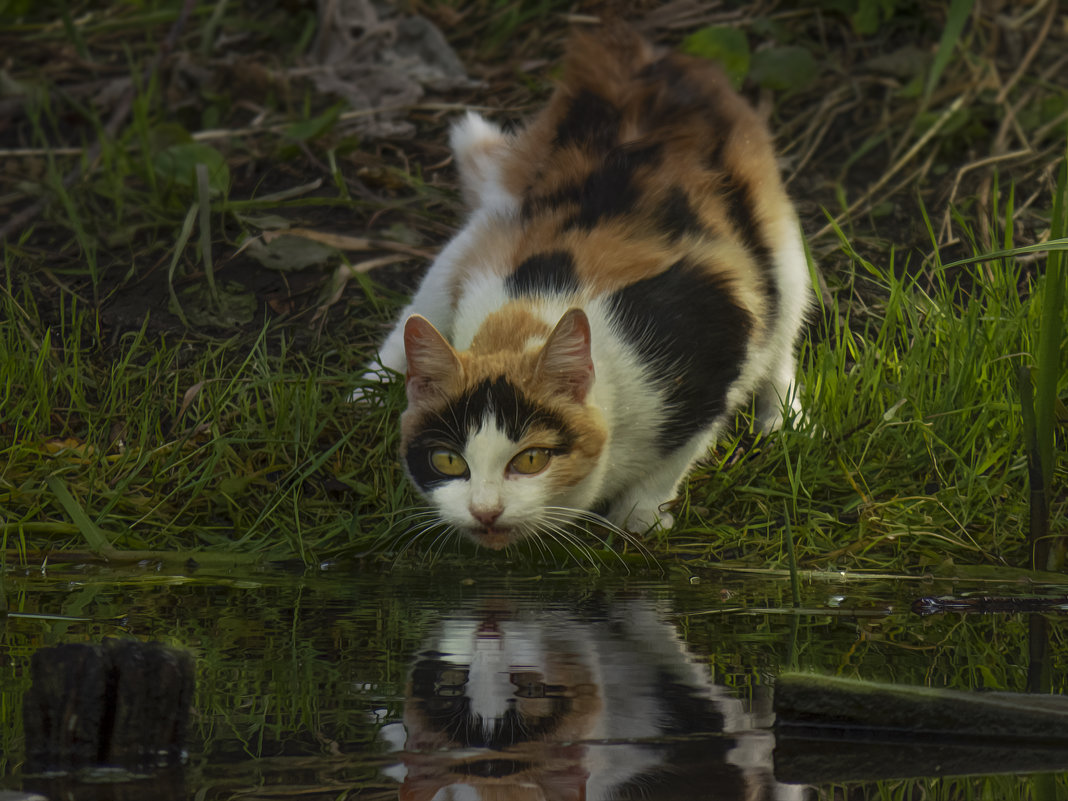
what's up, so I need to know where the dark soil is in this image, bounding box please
[2,1,1065,346]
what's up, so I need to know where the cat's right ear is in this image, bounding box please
[403,315,461,405]
[536,308,595,403]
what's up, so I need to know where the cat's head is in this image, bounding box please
[399,308,606,550]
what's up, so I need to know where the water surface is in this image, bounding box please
[3,561,1067,799]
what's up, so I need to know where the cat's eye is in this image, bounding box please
[509,447,551,475]
[429,448,468,477]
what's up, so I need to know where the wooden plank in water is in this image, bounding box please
[22,639,194,773]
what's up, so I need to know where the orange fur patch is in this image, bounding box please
[494,25,787,341]
[469,304,551,355]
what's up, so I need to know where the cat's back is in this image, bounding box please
[484,24,795,323]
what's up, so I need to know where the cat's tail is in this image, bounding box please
[559,23,656,106]
[555,23,745,149]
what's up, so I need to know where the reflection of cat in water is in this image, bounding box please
[387,599,805,801]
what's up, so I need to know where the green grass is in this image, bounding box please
[665,219,1067,572]
[0,275,402,563]
[0,0,1065,574]
[3,193,1063,572]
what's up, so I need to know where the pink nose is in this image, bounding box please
[470,506,503,527]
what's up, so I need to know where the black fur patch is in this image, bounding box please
[638,57,705,121]
[521,143,661,224]
[554,89,621,152]
[565,142,663,230]
[409,657,570,748]
[506,250,579,296]
[608,259,752,452]
[405,377,574,490]
[703,132,729,172]
[658,186,704,241]
[520,184,580,219]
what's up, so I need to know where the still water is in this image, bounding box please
[3,561,1068,800]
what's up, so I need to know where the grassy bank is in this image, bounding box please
[0,1,1065,573]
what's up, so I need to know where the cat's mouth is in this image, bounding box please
[471,526,514,551]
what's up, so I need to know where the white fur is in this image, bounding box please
[449,111,515,212]
[362,212,510,380]
[358,113,518,383]
[753,209,811,430]
[426,416,563,533]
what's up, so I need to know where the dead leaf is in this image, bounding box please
[241,233,339,271]
[177,380,206,426]
[305,2,474,139]
[312,254,409,323]
[43,438,95,457]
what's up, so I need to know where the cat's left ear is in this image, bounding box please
[404,315,461,404]
[536,308,595,403]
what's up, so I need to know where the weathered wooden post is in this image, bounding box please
[22,639,194,773]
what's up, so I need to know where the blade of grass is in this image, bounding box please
[937,237,1068,270]
[46,476,118,558]
[196,162,220,308]
[1036,154,1066,570]
[1017,365,1046,570]
[925,0,975,104]
[167,202,198,327]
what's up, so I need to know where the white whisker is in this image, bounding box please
[535,506,660,570]
[372,495,661,571]
[538,523,598,572]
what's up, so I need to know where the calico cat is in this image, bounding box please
[365,25,811,550]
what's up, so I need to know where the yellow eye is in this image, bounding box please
[509,447,551,476]
[430,448,468,477]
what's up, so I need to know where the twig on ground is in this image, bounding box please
[994,0,1056,105]
[816,94,968,240]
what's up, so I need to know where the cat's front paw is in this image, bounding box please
[756,380,804,433]
[608,503,674,534]
[757,393,807,436]
[350,362,399,403]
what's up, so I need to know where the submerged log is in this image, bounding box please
[775,735,1068,784]
[774,671,1068,783]
[22,639,194,773]
[774,671,1068,739]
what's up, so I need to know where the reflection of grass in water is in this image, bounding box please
[0,571,438,780]
[3,571,1068,796]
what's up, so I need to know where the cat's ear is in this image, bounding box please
[404,315,461,404]
[536,308,595,403]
